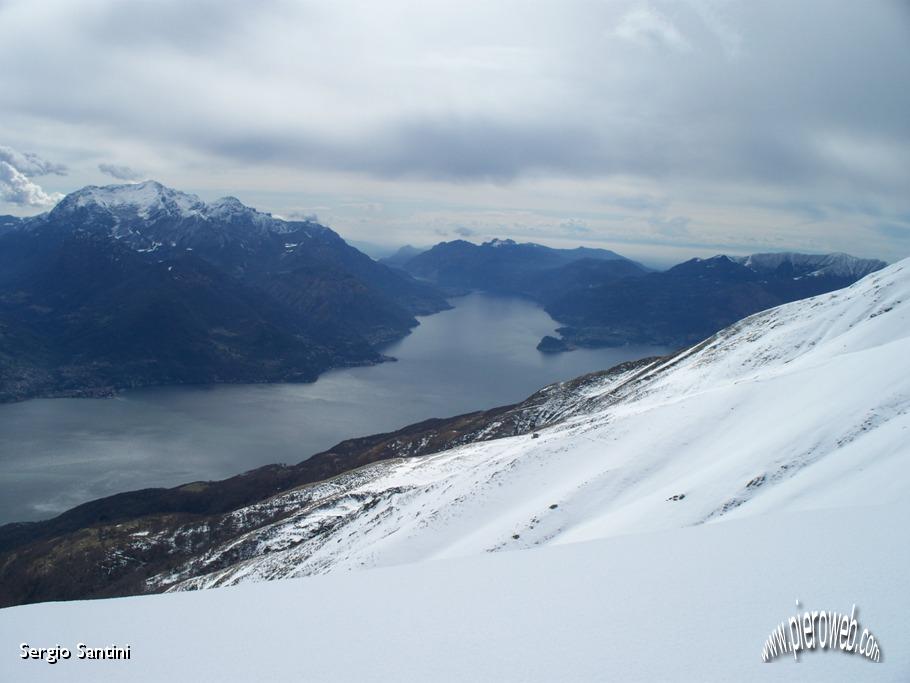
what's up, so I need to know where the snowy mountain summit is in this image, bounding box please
[52,180,206,219]
[735,251,886,279]
[41,180,312,247]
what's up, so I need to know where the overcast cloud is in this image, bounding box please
[0,0,908,263]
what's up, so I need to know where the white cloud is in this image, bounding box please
[0,161,63,206]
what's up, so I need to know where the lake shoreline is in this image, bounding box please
[0,293,669,525]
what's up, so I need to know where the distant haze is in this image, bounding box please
[0,1,908,264]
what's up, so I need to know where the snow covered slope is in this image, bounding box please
[2,503,906,681]
[139,258,910,590]
[1,258,907,681]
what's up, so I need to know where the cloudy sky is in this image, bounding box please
[1,0,908,265]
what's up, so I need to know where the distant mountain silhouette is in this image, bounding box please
[392,238,885,350]
[399,238,648,296]
[545,253,886,349]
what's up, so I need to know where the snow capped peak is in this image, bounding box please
[44,181,296,241]
[51,180,206,221]
[735,251,886,279]
[485,238,517,248]
[50,181,276,223]
[210,196,245,210]
[201,195,284,233]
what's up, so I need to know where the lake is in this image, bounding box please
[0,293,668,524]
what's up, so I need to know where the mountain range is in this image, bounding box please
[392,238,885,350]
[545,251,887,348]
[0,183,888,403]
[0,181,449,402]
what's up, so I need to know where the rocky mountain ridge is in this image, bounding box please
[0,182,449,402]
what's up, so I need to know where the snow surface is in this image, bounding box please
[1,504,906,681]
[0,259,908,680]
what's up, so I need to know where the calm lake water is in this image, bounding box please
[0,294,668,524]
